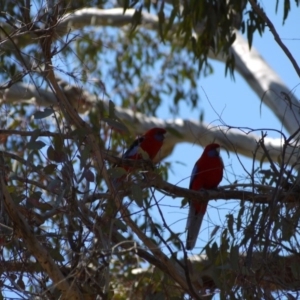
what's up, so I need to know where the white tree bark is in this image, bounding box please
[228,31,300,134]
[1,81,295,165]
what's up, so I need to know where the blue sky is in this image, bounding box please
[153,1,300,253]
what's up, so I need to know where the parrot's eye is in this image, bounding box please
[208,148,220,157]
[155,132,165,141]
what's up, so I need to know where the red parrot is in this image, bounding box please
[122,127,166,162]
[112,127,166,187]
[186,143,223,250]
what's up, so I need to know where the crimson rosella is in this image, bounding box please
[112,127,166,187]
[186,143,223,250]
[122,127,166,162]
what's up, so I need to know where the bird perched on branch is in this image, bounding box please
[122,127,166,162]
[112,127,166,187]
[186,143,223,250]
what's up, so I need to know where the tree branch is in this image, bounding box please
[248,0,300,78]
[1,82,296,165]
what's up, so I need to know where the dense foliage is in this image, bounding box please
[0,0,299,299]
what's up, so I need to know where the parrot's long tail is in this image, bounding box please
[186,202,207,250]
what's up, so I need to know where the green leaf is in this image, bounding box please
[71,128,89,142]
[48,178,61,192]
[83,169,95,182]
[247,21,253,49]
[30,191,42,200]
[181,198,188,208]
[281,218,294,241]
[79,144,93,170]
[166,6,178,33]
[166,232,182,250]
[230,245,240,270]
[47,146,66,162]
[236,203,244,231]
[44,163,57,174]
[123,0,130,14]
[108,99,116,118]
[131,6,142,32]
[33,108,54,119]
[53,136,62,150]
[283,0,291,24]
[209,241,219,261]
[49,247,64,262]
[227,214,234,237]
[108,167,127,180]
[38,202,53,211]
[27,140,46,150]
[291,261,300,279]
[17,277,25,290]
[29,129,41,143]
[158,6,165,43]
[11,192,26,204]
[27,151,35,164]
[6,185,17,193]
[210,225,220,238]
[115,219,127,232]
[131,183,144,207]
[145,291,165,300]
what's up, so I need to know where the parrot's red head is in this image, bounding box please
[144,127,166,142]
[204,143,221,157]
